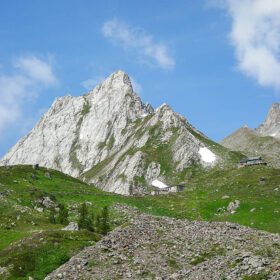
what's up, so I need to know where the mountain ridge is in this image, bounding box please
[0,70,241,194]
[220,103,280,167]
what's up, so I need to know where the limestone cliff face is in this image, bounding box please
[1,70,227,194]
[256,103,280,138]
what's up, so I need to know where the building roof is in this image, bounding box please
[240,156,262,163]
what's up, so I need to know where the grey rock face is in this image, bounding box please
[0,70,223,194]
[256,103,280,138]
[62,222,79,231]
[227,200,240,213]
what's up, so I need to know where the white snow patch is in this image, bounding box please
[199,147,216,163]
[141,113,148,118]
[270,132,277,137]
[152,179,169,189]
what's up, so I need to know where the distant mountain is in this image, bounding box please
[0,71,241,194]
[220,103,280,168]
[256,103,280,138]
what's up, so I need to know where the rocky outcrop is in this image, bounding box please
[0,70,235,194]
[256,103,280,138]
[62,222,79,231]
[45,204,280,280]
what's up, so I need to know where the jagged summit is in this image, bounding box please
[87,70,133,96]
[0,71,236,195]
[256,102,280,138]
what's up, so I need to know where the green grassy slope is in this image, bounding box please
[129,165,280,233]
[0,165,107,280]
[0,164,280,279]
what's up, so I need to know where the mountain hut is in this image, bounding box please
[238,157,267,168]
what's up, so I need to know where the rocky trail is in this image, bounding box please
[45,204,280,280]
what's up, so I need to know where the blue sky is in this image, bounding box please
[0,0,279,157]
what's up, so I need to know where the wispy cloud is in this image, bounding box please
[101,19,175,70]
[14,56,57,85]
[222,0,280,89]
[0,55,57,136]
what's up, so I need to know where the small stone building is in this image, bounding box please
[238,157,267,168]
[151,189,169,195]
[167,185,185,193]
[151,185,184,195]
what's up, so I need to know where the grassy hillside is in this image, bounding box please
[129,165,280,233]
[0,164,280,279]
[0,165,109,280]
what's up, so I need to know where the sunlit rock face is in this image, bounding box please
[256,103,280,139]
[0,70,220,194]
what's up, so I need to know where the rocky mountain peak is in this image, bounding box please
[0,71,236,195]
[262,102,280,126]
[256,102,280,138]
[87,70,133,97]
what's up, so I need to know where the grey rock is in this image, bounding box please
[42,197,55,208]
[62,222,79,231]
[227,200,240,212]
[256,103,280,139]
[44,204,280,280]
[45,172,52,179]
[35,196,55,208]
[34,206,44,213]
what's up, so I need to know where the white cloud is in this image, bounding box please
[224,0,280,89]
[101,19,175,70]
[81,76,106,91]
[14,56,57,85]
[0,75,30,133]
[0,56,57,136]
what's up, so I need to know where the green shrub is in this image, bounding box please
[49,207,56,224]
[57,204,69,225]
[82,102,91,115]
[11,251,36,277]
[108,135,115,150]
[78,203,94,232]
[96,206,110,234]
